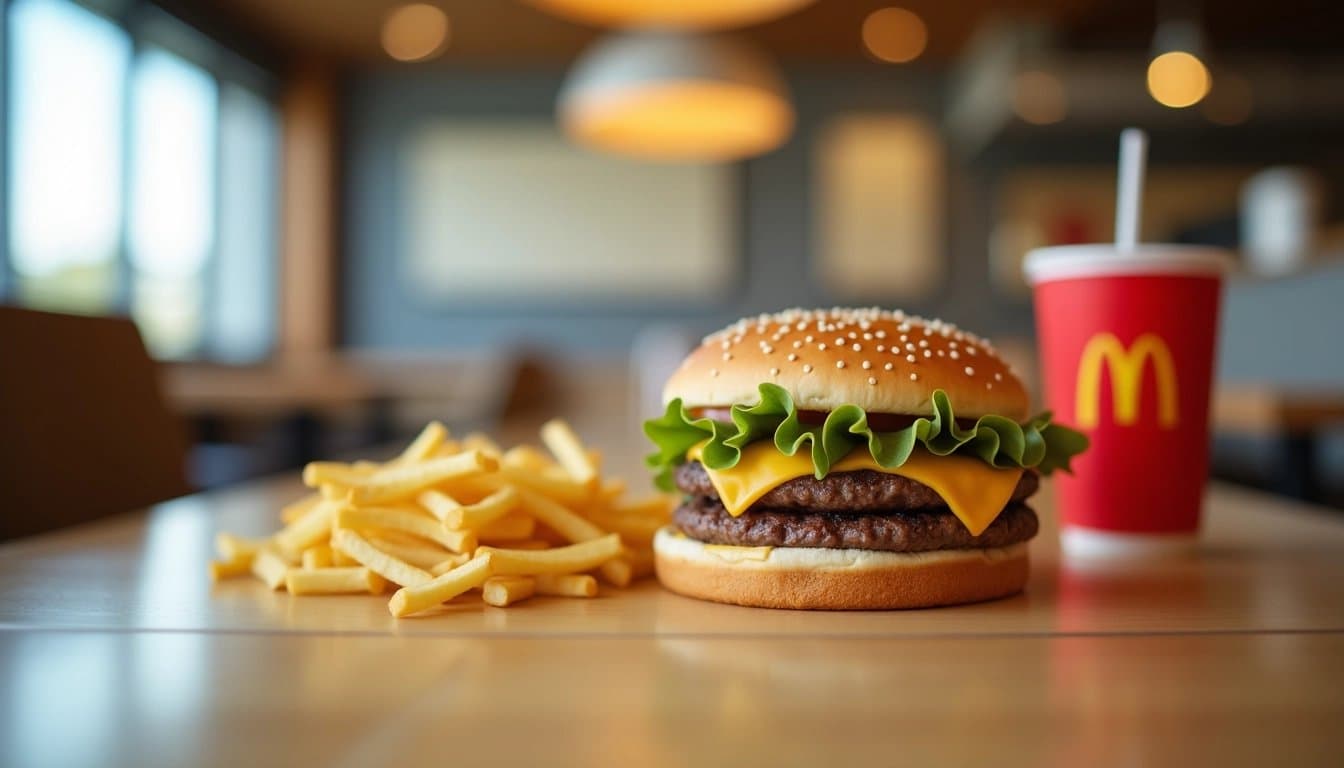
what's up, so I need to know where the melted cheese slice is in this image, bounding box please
[687,442,1023,537]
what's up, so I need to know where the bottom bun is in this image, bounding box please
[653,527,1029,610]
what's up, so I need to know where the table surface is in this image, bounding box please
[3,474,1344,766]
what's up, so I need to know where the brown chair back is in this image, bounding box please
[0,306,191,540]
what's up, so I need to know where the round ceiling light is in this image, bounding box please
[381,3,450,62]
[558,32,794,162]
[526,0,815,30]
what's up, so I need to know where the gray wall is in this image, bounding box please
[342,67,1034,354]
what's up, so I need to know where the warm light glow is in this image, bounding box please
[1202,73,1253,125]
[861,7,927,64]
[526,0,814,30]
[1012,70,1067,125]
[563,81,793,161]
[381,4,449,62]
[1147,51,1210,108]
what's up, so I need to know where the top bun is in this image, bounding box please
[663,308,1029,420]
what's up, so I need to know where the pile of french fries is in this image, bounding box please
[210,420,672,617]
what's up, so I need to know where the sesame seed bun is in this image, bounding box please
[663,308,1029,420]
[653,528,1029,610]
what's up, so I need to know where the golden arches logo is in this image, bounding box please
[1075,333,1179,429]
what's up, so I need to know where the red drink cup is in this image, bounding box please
[1025,245,1231,556]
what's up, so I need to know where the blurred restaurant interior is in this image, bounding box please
[3,0,1344,539]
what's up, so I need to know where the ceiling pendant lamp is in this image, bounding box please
[526,0,815,30]
[558,31,794,162]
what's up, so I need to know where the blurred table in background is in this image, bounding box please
[1213,385,1344,504]
[162,352,520,485]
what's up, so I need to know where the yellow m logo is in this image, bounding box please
[1075,333,1179,429]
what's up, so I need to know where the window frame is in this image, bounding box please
[0,0,282,360]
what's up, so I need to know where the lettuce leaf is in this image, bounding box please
[643,383,1089,491]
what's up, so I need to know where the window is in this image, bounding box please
[7,0,129,312]
[2,0,279,360]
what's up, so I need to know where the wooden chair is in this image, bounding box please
[0,306,191,540]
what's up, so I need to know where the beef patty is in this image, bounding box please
[674,497,1038,552]
[673,461,1039,513]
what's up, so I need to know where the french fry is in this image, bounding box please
[347,451,498,504]
[302,462,375,488]
[397,421,448,464]
[503,539,552,550]
[442,486,518,530]
[388,554,494,617]
[332,548,358,567]
[302,545,334,570]
[417,489,463,523]
[534,573,598,598]
[478,534,622,576]
[610,495,676,519]
[599,556,633,587]
[215,532,263,561]
[286,567,386,596]
[209,553,253,581]
[482,576,536,607]
[280,493,322,524]
[481,468,593,509]
[460,432,502,457]
[582,509,664,545]
[540,419,599,485]
[368,535,454,570]
[320,484,351,501]
[250,549,292,590]
[476,513,536,542]
[429,553,472,575]
[511,487,606,542]
[336,506,476,553]
[273,499,344,560]
[332,529,433,588]
[598,478,627,504]
[501,445,557,473]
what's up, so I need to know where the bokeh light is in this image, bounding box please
[1147,51,1210,108]
[1012,70,1068,125]
[381,4,450,63]
[861,7,928,64]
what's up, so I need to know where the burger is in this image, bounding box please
[644,308,1087,610]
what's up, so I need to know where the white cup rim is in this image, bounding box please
[1024,244,1234,285]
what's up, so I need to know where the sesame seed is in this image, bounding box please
[771,333,783,342]
[848,331,858,339]
[834,338,844,346]
[923,350,932,358]
[851,343,862,352]
[876,344,885,352]
[964,366,975,376]
[937,350,946,357]
[966,347,977,356]
[762,345,774,354]
[884,362,894,371]
[994,372,1003,381]
[949,351,959,360]
[787,353,797,362]
[804,335,814,343]
[868,376,877,385]
[836,360,846,369]
[875,330,887,339]
[770,367,780,376]
[710,369,719,377]
[793,340,803,349]
[906,354,917,363]
[910,373,919,381]
[986,382,993,389]
[863,332,873,340]
[720,341,730,350]
[803,364,813,373]
[722,352,732,361]
[905,343,916,352]
[818,343,827,351]
[899,334,909,342]
[918,339,928,348]
[861,360,872,369]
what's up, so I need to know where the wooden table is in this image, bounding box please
[2,475,1343,766]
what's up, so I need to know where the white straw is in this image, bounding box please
[1115,128,1148,253]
